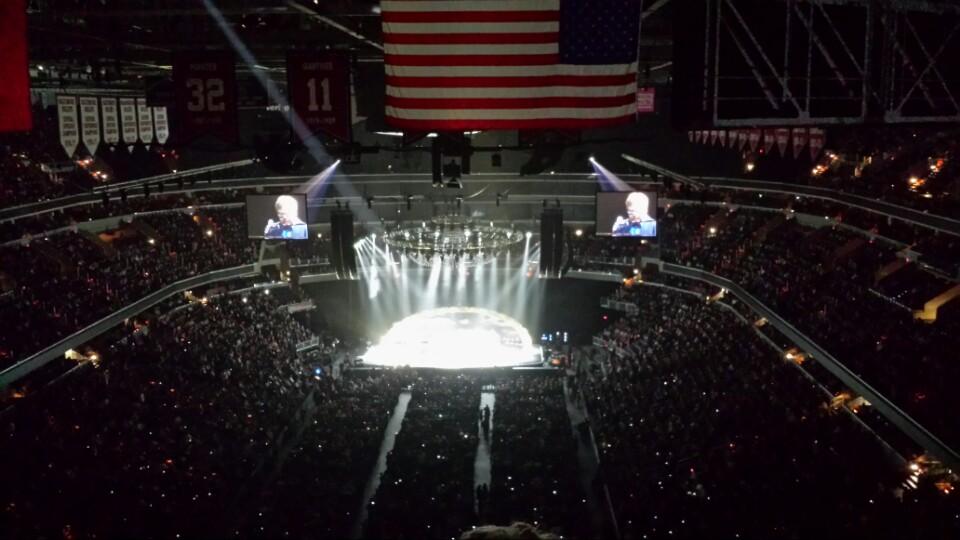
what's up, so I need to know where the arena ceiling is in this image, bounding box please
[24,0,676,92]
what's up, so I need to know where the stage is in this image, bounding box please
[360,307,543,369]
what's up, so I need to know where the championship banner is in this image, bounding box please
[748,129,761,152]
[761,129,774,154]
[173,51,238,143]
[57,95,79,158]
[726,130,737,148]
[0,0,31,132]
[775,128,790,156]
[119,98,138,147]
[792,127,808,159]
[809,127,825,160]
[636,88,656,114]
[687,131,694,142]
[101,98,120,145]
[137,98,154,144]
[694,130,703,144]
[153,107,170,144]
[709,130,719,145]
[79,96,101,155]
[738,130,749,150]
[717,130,726,147]
[286,52,352,142]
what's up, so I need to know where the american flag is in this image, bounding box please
[382,0,642,130]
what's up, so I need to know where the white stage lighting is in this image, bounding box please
[361,307,542,369]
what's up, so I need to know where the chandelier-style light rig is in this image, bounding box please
[381,215,527,267]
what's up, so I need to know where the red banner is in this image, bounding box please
[775,128,790,156]
[636,88,655,114]
[792,127,808,159]
[173,51,238,143]
[809,127,825,160]
[0,0,31,132]
[738,130,749,150]
[287,52,352,142]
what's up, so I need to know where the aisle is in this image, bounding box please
[473,389,495,515]
[563,378,619,540]
[350,389,412,539]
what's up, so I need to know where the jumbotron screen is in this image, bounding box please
[246,194,310,240]
[595,191,658,237]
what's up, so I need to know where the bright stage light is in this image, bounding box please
[361,307,542,369]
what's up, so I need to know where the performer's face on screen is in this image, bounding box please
[625,192,651,222]
[275,196,298,225]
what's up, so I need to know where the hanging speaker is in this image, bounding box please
[539,208,564,278]
[330,208,356,279]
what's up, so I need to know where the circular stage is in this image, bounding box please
[360,307,543,369]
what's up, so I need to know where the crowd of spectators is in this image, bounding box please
[0,291,331,539]
[365,371,482,540]
[652,204,960,449]
[576,285,960,540]
[488,374,585,540]
[0,207,256,366]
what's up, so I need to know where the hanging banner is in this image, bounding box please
[137,98,154,144]
[687,131,695,142]
[809,127,825,161]
[748,129,761,152]
[173,51,238,143]
[287,52,352,142]
[79,96,101,155]
[738,130,749,150]
[57,95,80,158]
[636,87,655,114]
[792,127,808,159]
[694,130,702,144]
[724,129,735,148]
[153,107,170,144]
[762,129,775,154]
[775,128,790,156]
[717,130,726,147]
[0,0,31,132]
[709,130,719,145]
[119,98,138,147]
[101,98,120,145]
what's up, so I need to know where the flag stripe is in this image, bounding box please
[382,10,559,23]
[385,117,635,130]
[386,74,636,88]
[383,21,559,33]
[386,104,638,120]
[383,32,558,45]
[385,53,559,66]
[384,43,559,55]
[385,63,638,77]
[386,94,636,110]
[381,1,559,12]
[387,83,636,98]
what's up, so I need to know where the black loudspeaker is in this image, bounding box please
[431,137,442,186]
[330,209,356,279]
[539,208,564,277]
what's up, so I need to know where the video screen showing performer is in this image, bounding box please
[246,194,309,239]
[595,191,658,237]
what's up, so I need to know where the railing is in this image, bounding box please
[0,159,254,222]
[0,264,259,388]
[696,176,960,235]
[660,262,960,473]
[3,171,959,237]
